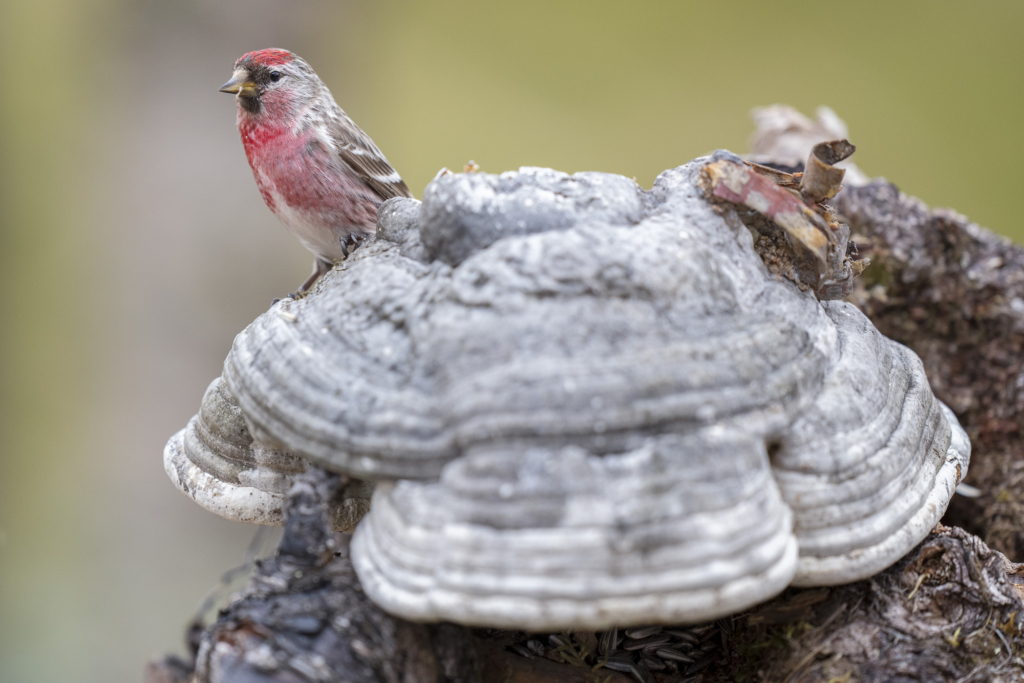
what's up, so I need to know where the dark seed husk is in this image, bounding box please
[664,629,700,645]
[548,634,569,649]
[624,625,663,639]
[509,643,534,658]
[641,655,666,672]
[686,658,711,675]
[603,656,641,675]
[656,647,696,663]
[599,627,621,655]
[623,634,671,651]
[699,627,720,643]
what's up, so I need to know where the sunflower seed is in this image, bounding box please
[644,642,672,655]
[664,629,700,645]
[699,627,720,643]
[508,644,533,658]
[624,634,671,651]
[624,625,663,639]
[685,658,711,675]
[641,655,666,671]
[602,657,650,683]
[656,647,695,663]
[548,634,569,649]
[599,627,621,655]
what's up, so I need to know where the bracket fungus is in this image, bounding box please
[165,151,969,631]
[163,377,373,531]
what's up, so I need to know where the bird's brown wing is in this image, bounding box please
[329,115,413,201]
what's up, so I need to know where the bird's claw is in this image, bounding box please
[271,291,303,306]
[339,233,367,259]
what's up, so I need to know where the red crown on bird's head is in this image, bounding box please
[236,49,294,67]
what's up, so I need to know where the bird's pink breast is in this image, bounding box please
[238,115,379,261]
[238,119,289,210]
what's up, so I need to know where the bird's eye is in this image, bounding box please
[269,71,282,82]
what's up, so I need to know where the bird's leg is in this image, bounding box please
[271,235,366,305]
[273,259,332,304]
[297,258,334,294]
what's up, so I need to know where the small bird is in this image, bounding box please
[219,48,412,293]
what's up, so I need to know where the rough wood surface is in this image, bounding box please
[706,526,1024,683]
[835,181,1024,559]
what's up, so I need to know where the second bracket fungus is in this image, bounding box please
[167,149,969,630]
[164,377,372,531]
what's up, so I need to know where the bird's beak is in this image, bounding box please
[219,69,256,96]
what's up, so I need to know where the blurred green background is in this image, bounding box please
[0,0,1020,680]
